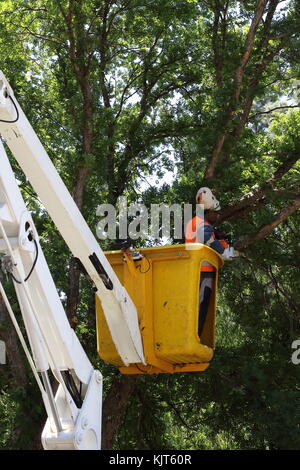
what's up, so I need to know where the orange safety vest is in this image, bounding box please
[185,216,218,273]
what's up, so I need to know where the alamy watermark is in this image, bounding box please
[291,339,300,365]
[96,196,205,248]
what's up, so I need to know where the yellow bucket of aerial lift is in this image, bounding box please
[96,244,223,374]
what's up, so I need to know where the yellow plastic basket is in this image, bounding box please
[96,244,223,374]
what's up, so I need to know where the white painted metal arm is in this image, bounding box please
[0,140,102,449]
[0,71,145,450]
[0,71,144,367]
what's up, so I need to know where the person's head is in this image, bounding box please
[204,209,220,225]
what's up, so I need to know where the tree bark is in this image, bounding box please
[60,2,94,325]
[0,295,27,387]
[235,193,300,249]
[218,154,300,223]
[204,0,271,180]
[67,165,90,327]
[102,375,139,449]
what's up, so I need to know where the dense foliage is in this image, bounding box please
[0,0,299,450]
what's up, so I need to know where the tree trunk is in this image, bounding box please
[0,295,27,387]
[102,375,139,449]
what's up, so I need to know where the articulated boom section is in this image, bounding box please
[0,139,102,449]
[0,71,144,449]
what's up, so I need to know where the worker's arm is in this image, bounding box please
[198,223,225,254]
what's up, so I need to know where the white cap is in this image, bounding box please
[196,187,220,210]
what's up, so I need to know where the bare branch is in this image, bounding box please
[250,104,300,118]
[257,75,299,90]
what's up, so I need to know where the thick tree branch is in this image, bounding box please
[219,153,300,223]
[204,0,273,180]
[58,0,95,324]
[216,36,288,159]
[235,193,300,249]
[211,1,223,88]
[233,0,268,105]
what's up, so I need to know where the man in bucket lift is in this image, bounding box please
[185,187,228,338]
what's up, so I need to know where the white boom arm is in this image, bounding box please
[0,72,145,449]
[0,136,101,449]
